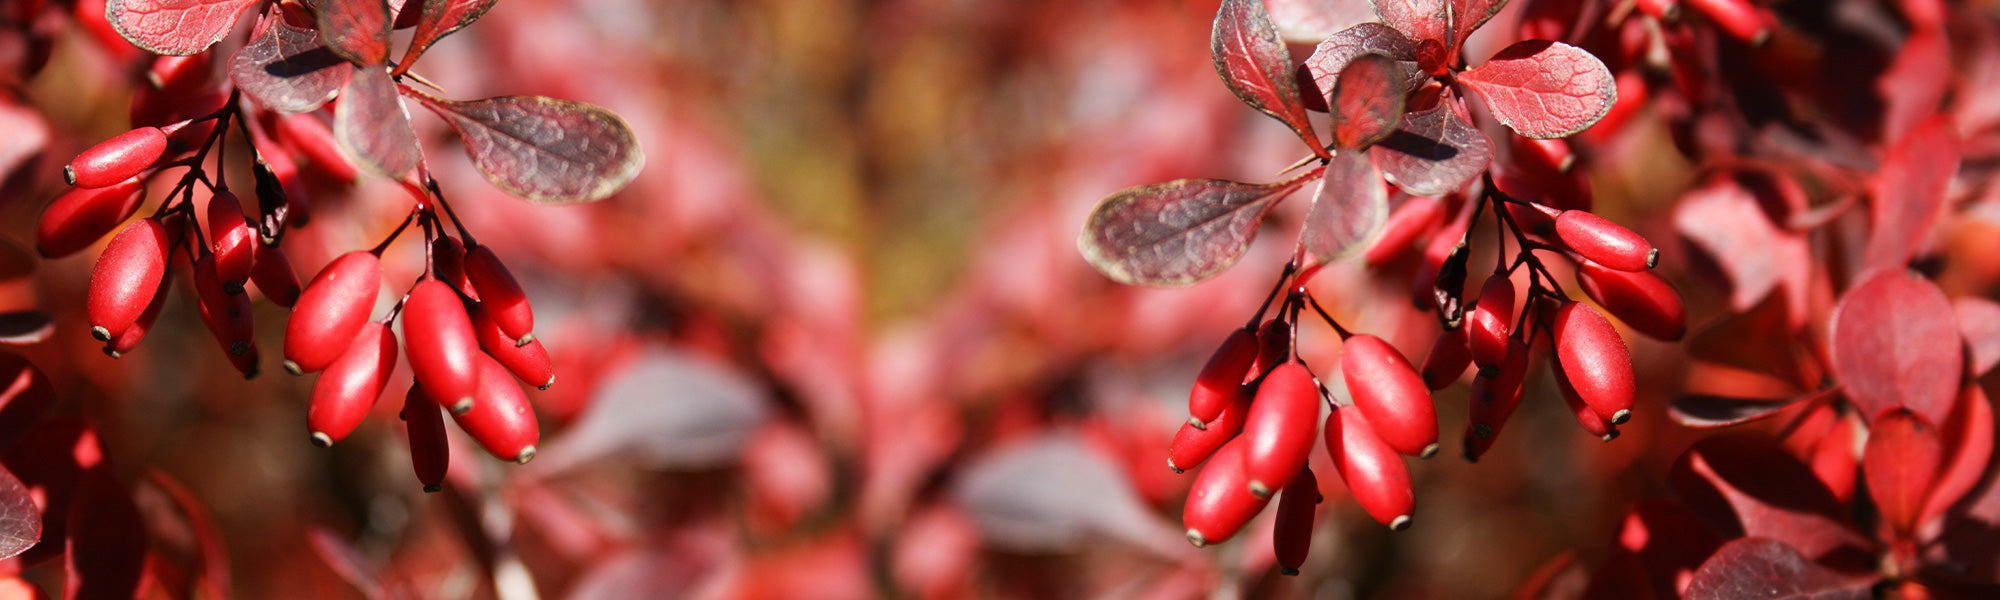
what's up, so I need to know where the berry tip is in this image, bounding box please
[1185,530,1208,548]
[1419,442,1439,459]
[1611,409,1631,425]
[310,432,332,448]
[282,360,303,376]
[1390,515,1412,530]
[91,326,111,342]
[450,398,473,415]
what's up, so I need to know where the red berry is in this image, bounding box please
[1576,259,1686,341]
[1272,466,1318,575]
[283,251,382,374]
[1554,210,1656,272]
[450,356,540,463]
[1324,407,1414,530]
[1554,303,1635,425]
[1364,195,1446,266]
[104,274,170,358]
[432,236,476,299]
[403,384,449,492]
[250,244,301,308]
[86,219,169,341]
[1686,0,1771,44]
[1249,319,1291,379]
[1169,386,1250,473]
[470,302,555,390]
[1468,273,1515,369]
[272,113,359,182]
[36,178,145,258]
[67,127,166,189]
[191,254,254,359]
[307,323,398,447]
[1240,363,1320,497]
[463,244,533,341]
[1554,360,1616,441]
[1516,0,1584,43]
[1189,327,1258,428]
[206,190,255,290]
[404,279,481,413]
[1182,440,1270,547]
[1342,334,1438,458]
[1420,326,1472,391]
[1464,338,1529,462]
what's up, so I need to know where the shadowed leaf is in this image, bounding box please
[1863,117,1959,273]
[0,353,54,451]
[1212,0,1325,158]
[1669,387,1835,429]
[317,0,393,65]
[1301,151,1387,267]
[230,19,349,113]
[1668,434,1875,564]
[1685,538,1875,600]
[1448,0,1509,50]
[534,349,773,474]
[1924,385,1994,528]
[1331,53,1406,148]
[409,92,644,204]
[1305,23,1423,107]
[1876,27,1950,145]
[66,469,147,600]
[1957,297,2000,376]
[1371,99,1491,196]
[1458,40,1615,139]
[333,66,421,178]
[1370,0,1447,45]
[0,237,33,284]
[401,0,498,67]
[1829,269,1961,425]
[1675,175,1812,316]
[106,0,259,55]
[0,465,36,561]
[1079,177,1308,286]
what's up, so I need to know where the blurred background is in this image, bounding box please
[0,0,1723,598]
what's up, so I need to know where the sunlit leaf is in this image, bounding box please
[229,19,349,113]
[0,466,36,561]
[1370,0,1448,45]
[1212,0,1325,158]
[1448,0,1509,50]
[1458,40,1615,139]
[1370,99,1492,196]
[316,0,393,65]
[1668,434,1875,563]
[1331,53,1406,149]
[400,0,498,66]
[65,469,147,600]
[1924,385,1994,528]
[1265,0,1378,43]
[1684,538,1875,600]
[409,92,644,204]
[1079,177,1307,286]
[1668,387,1835,429]
[1829,269,1961,425]
[1305,23,1423,107]
[106,0,259,55]
[534,349,773,474]
[2,418,98,567]
[1864,407,1943,536]
[1300,151,1387,267]
[333,66,421,178]
[1863,116,1960,273]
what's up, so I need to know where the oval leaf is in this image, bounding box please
[0,465,37,562]
[1864,407,1944,537]
[229,19,350,113]
[1331,53,1407,149]
[1458,40,1616,139]
[66,469,147,600]
[1301,150,1387,266]
[1370,98,1492,196]
[411,92,644,204]
[1669,388,1835,429]
[1213,0,1325,158]
[534,349,773,474]
[1956,297,2000,376]
[1305,23,1423,107]
[953,434,1181,553]
[1079,178,1305,286]
[400,0,499,67]
[1863,116,1960,273]
[1684,538,1875,600]
[333,66,421,179]
[1447,0,1508,51]
[1829,269,1961,425]
[106,0,259,55]
[316,0,392,65]
[1667,434,1875,563]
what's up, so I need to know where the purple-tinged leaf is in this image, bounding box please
[1370,99,1492,196]
[1331,54,1406,149]
[229,19,349,113]
[1829,269,1961,425]
[106,0,259,55]
[1448,0,1509,50]
[1305,23,1423,107]
[399,0,498,68]
[1079,177,1309,286]
[1862,116,1960,273]
[1301,151,1387,267]
[1669,387,1836,429]
[333,66,420,179]
[534,349,772,474]
[1668,434,1875,563]
[1212,0,1326,159]
[1876,27,1950,145]
[1864,407,1943,537]
[1684,538,1875,600]
[954,434,1183,554]
[408,92,644,204]
[137,472,229,600]
[316,0,393,65]
[1956,297,2000,376]
[0,465,34,562]
[1675,174,1812,315]
[1370,0,1448,46]
[0,312,51,346]
[1458,40,1616,139]
[65,469,147,600]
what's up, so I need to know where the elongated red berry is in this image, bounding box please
[207,190,255,291]
[1342,335,1438,458]
[1364,195,1446,266]
[1554,303,1635,425]
[451,356,539,463]
[191,254,254,358]
[1249,319,1290,379]
[1464,338,1530,462]
[1325,407,1414,530]
[405,279,481,413]
[1468,274,1514,369]
[308,323,398,447]
[1555,210,1656,271]
[87,219,169,341]
[225,343,260,379]
[104,275,170,358]
[1183,440,1271,547]
[1554,360,1616,441]
[1421,327,1472,391]
[1241,363,1320,498]
[1273,467,1318,575]
[1686,0,1771,44]
[470,302,555,390]
[404,384,449,492]
[432,236,475,299]
[1575,260,1686,341]
[36,178,145,258]
[283,251,381,374]
[463,244,533,341]
[1170,386,1250,473]
[251,244,301,308]
[1189,328,1258,428]
[67,127,166,189]
[273,113,359,182]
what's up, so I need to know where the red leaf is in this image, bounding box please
[1609,499,1726,599]
[0,312,53,346]
[1080,177,1307,286]
[1923,385,1993,532]
[1668,387,1835,429]
[316,0,392,65]
[0,352,55,451]
[1829,269,1961,425]
[1674,174,1812,317]
[1331,53,1407,148]
[408,92,644,204]
[1864,407,1944,537]
[1212,0,1326,159]
[307,528,385,600]
[1875,27,1950,145]
[398,0,497,69]
[65,469,147,600]
[333,66,420,179]
[1667,434,1875,564]
[228,19,349,113]
[1,419,99,567]
[1301,150,1388,267]
[1684,538,1876,600]
[1305,23,1424,109]
[1447,0,1508,51]
[0,465,38,562]
[1686,294,1819,389]
[0,236,34,285]
[105,0,258,55]
[1956,297,2000,376]
[1458,40,1616,139]
[1370,97,1492,196]
[1370,0,1448,46]
[1862,116,1960,273]
[955,434,1182,552]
